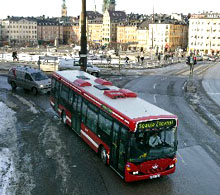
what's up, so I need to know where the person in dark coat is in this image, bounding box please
[12,51,18,61]
[125,56,129,63]
[140,56,144,64]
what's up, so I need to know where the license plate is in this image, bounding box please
[150,174,160,179]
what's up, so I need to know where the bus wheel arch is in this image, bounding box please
[99,145,107,165]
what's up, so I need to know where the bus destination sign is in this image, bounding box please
[137,119,176,130]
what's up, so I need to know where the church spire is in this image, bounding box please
[102,0,116,13]
[61,0,67,17]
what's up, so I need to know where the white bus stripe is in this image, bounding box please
[66,115,71,123]
[81,130,99,149]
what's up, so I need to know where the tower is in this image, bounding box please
[102,0,116,13]
[61,0,67,17]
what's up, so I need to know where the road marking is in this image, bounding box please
[207,92,220,95]
[153,83,157,89]
[196,65,211,75]
[153,94,157,103]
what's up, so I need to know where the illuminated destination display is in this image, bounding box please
[137,119,176,130]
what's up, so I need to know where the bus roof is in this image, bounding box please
[54,70,175,124]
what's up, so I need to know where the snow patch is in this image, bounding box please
[0,148,17,195]
[0,102,17,195]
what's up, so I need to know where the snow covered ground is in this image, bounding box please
[0,102,17,195]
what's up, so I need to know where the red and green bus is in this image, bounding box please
[50,70,178,182]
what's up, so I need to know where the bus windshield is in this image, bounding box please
[128,127,177,163]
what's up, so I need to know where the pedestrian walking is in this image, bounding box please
[37,59,41,69]
[158,54,161,61]
[125,56,129,64]
[12,51,18,61]
[108,55,111,64]
[137,55,140,63]
[141,56,144,64]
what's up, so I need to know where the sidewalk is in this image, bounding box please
[185,62,220,133]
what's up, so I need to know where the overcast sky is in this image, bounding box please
[0,0,219,19]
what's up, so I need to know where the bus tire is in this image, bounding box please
[11,81,17,90]
[100,146,107,165]
[62,111,67,125]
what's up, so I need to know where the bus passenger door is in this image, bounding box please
[110,123,127,177]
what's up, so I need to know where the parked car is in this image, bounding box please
[8,66,51,95]
[195,55,203,61]
[208,56,218,61]
[59,58,100,77]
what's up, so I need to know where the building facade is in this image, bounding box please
[88,17,103,48]
[37,19,63,45]
[117,23,138,50]
[137,20,150,51]
[148,22,188,53]
[102,10,126,47]
[189,14,220,55]
[1,17,38,46]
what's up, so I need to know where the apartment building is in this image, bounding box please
[1,17,37,46]
[88,17,103,47]
[37,19,63,45]
[148,22,188,53]
[117,23,138,50]
[189,14,220,55]
[137,20,150,51]
[102,10,126,47]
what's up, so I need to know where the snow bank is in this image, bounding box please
[0,102,17,195]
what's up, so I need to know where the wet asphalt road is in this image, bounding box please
[0,61,220,195]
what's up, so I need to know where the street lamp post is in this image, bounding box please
[80,0,87,72]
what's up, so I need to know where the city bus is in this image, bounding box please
[50,70,178,182]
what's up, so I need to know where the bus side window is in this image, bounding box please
[68,90,74,105]
[86,106,98,134]
[81,100,88,123]
[73,94,78,110]
[98,111,112,146]
[60,85,69,102]
[77,96,82,113]
[55,80,60,98]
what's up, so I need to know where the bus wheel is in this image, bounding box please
[62,112,67,125]
[11,82,17,90]
[100,147,107,165]
[32,87,38,95]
